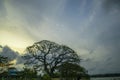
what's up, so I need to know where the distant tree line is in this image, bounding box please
[90,73,120,78]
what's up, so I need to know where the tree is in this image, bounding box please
[0,55,8,65]
[23,40,80,77]
[20,67,37,78]
[58,62,88,80]
[42,74,51,80]
[0,55,8,73]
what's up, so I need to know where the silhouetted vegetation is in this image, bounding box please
[22,40,90,79]
[19,67,37,78]
[42,74,52,80]
[23,40,81,77]
[58,62,89,80]
[90,73,120,78]
[0,55,8,73]
[0,55,8,64]
[0,40,89,80]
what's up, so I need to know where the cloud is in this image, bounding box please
[0,0,6,18]
[103,0,120,13]
[0,45,18,61]
[0,0,120,74]
[0,45,25,70]
[0,45,23,63]
[79,0,120,74]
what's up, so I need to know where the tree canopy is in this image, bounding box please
[20,67,37,78]
[0,55,8,64]
[58,62,89,80]
[23,40,80,77]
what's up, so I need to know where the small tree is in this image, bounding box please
[0,55,8,73]
[23,40,80,77]
[20,67,37,78]
[0,55,8,65]
[59,62,87,80]
[42,74,51,80]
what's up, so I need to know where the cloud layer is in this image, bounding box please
[0,0,120,74]
[0,45,24,70]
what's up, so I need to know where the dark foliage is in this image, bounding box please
[23,40,80,77]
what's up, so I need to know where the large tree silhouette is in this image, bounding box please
[23,40,80,77]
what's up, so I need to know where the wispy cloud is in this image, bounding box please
[0,0,120,74]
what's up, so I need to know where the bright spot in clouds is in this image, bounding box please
[0,30,34,53]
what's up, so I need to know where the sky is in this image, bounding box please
[0,0,120,74]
